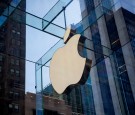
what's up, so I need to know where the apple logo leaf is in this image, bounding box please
[50,28,92,94]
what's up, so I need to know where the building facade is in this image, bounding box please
[0,1,26,115]
[77,0,135,115]
[25,92,72,115]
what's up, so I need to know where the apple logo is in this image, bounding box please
[50,28,92,94]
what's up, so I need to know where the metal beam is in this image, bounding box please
[42,0,72,30]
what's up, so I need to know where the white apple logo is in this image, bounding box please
[50,28,92,94]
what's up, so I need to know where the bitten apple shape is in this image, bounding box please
[50,28,92,94]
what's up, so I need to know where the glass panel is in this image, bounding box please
[39,40,64,66]
[0,16,7,26]
[0,4,65,38]
[42,0,72,29]
[42,66,50,92]
[36,59,42,71]
[36,67,43,115]
[0,0,21,26]
[45,24,65,38]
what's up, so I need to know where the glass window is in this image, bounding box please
[9,91,14,98]
[12,30,16,33]
[14,104,19,112]
[0,55,2,61]
[14,80,20,88]
[9,104,13,108]
[14,92,19,99]
[17,41,21,46]
[118,64,127,74]
[10,69,14,74]
[0,43,4,52]
[11,59,15,65]
[15,49,20,56]
[16,70,20,76]
[16,70,19,74]
[10,48,14,55]
[17,31,20,35]
[0,66,2,72]
[16,60,19,65]
[11,39,15,45]
[9,91,13,94]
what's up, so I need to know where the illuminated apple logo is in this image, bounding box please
[50,28,92,94]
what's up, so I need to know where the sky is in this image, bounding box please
[25,0,81,93]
